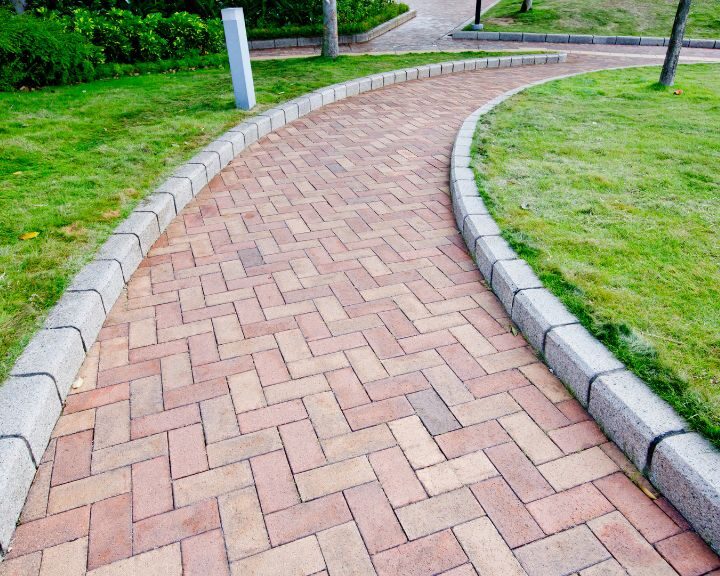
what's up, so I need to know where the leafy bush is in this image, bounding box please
[45,7,224,63]
[0,0,406,88]
[18,0,399,28]
[0,11,99,89]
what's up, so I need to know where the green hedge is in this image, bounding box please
[48,8,226,63]
[0,12,100,90]
[20,0,399,28]
[1,0,407,89]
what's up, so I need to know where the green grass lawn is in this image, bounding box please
[479,0,720,38]
[472,64,720,445]
[0,50,525,383]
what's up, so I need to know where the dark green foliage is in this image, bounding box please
[14,0,398,26]
[48,8,225,63]
[0,0,406,88]
[0,12,100,89]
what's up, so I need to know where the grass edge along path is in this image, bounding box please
[471,63,720,447]
[478,0,720,39]
[0,50,535,385]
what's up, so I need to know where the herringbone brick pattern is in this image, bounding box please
[3,56,719,576]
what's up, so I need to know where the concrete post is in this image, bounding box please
[221,8,256,110]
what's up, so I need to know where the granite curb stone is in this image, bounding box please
[454,195,489,233]
[67,260,124,314]
[44,291,105,352]
[249,8,419,50]
[134,192,177,231]
[155,177,193,213]
[511,288,578,353]
[544,323,624,406]
[0,375,61,464]
[491,258,543,315]
[10,328,85,401]
[96,233,143,282]
[651,433,720,550]
[113,211,161,256]
[452,29,720,49]
[448,78,720,551]
[172,162,207,196]
[589,370,687,472]
[462,213,501,251]
[0,439,36,555]
[0,52,567,560]
[474,235,516,284]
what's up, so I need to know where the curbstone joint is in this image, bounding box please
[511,287,578,353]
[113,211,160,256]
[650,433,720,551]
[44,291,105,352]
[67,259,124,314]
[10,328,85,401]
[96,233,143,282]
[491,258,543,315]
[0,375,61,464]
[589,370,687,472]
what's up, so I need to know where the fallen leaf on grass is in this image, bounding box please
[674,89,684,95]
[12,171,23,176]
[19,231,39,240]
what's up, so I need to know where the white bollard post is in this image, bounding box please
[221,8,256,110]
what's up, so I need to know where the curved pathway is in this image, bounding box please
[3,55,719,576]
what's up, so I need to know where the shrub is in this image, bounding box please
[0,11,99,89]
[1,0,406,88]
[48,8,223,63]
[19,0,398,28]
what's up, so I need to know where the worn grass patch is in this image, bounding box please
[0,50,527,383]
[479,0,720,38]
[472,64,720,445]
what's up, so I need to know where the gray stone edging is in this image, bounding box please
[452,29,720,49]
[450,75,720,552]
[248,9,416,50]
[0,51,567,559]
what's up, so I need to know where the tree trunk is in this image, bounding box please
[660,0,692,86]
[11,0,26,13]
[322,0,339,59]
[520,0,532,13]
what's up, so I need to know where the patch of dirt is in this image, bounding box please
[61,222,87,237]
[486,17,517,25]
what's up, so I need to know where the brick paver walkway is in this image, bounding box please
[363,0,490,50]
[3,55,720,576]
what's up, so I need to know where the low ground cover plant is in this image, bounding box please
[471,64,720,445]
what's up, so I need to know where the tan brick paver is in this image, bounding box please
[4,54,719,576]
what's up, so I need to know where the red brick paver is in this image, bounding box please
[3,55,719,576]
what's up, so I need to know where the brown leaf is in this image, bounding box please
[673,89,684,95]
[640,485,658,500]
